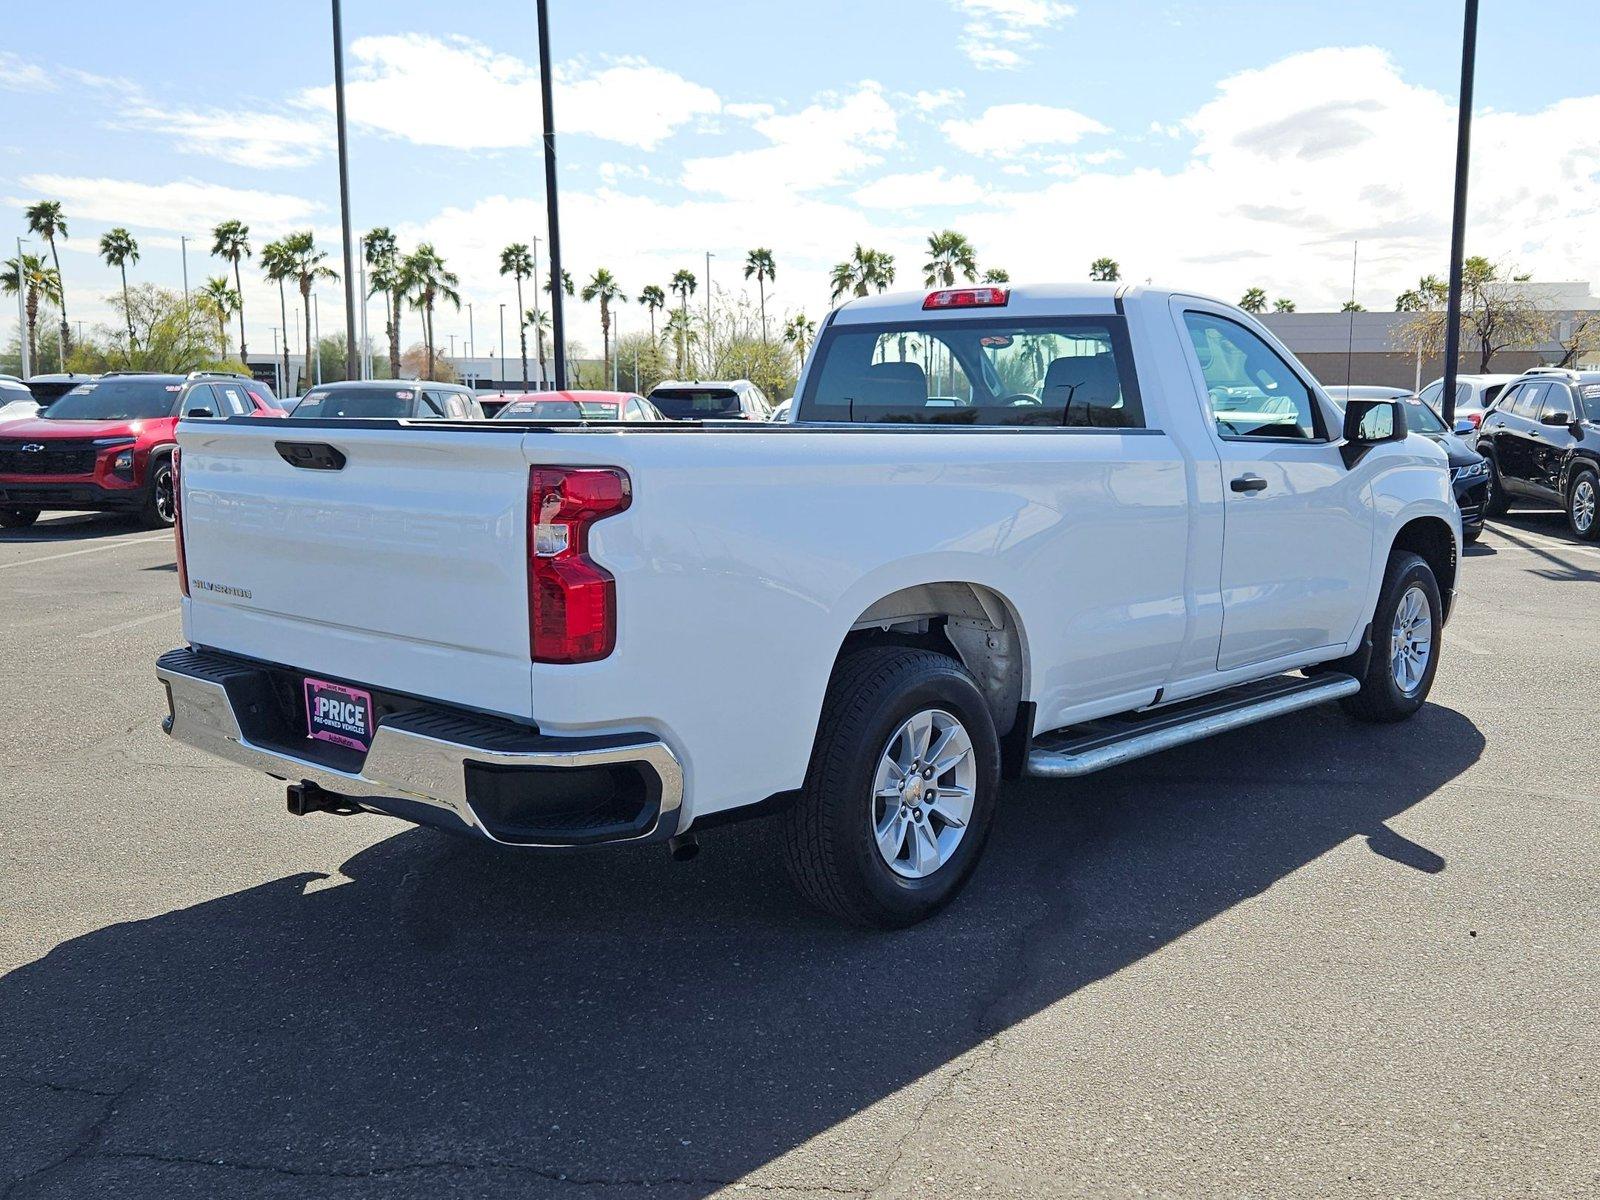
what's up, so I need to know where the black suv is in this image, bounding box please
[1478,368,1600,540]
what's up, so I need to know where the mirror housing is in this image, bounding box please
[1453,417,1476,436]
[185,407,214,418]
[1341,398,1408,468]
[1540,410,1572,427]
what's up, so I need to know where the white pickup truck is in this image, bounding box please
[158,284,1459,927]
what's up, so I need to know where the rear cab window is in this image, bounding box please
[797,316,1144,427]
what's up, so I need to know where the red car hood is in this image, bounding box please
[0,417,151,440]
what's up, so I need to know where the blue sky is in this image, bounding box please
[4,0,1599,360]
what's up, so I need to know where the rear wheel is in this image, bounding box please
[1341,551,1442,723]
[781,647,1000,928]
[0,508,39,529]
[139,456,175,529]
[1481,454,1511,518]
[1567,467,1599,542]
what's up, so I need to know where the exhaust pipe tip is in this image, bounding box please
[668,833,700,863]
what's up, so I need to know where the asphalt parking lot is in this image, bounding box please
[1,511,1595,1199]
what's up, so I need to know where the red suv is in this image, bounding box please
[0,372,285,529]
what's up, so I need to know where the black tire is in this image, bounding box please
[1461,524,1481,545]
[781,647,1001,928]
[138,455,175,529]
[1341,551,1442,723]
[1480,453,1511,518]
[1566,466,1599,542]
[0,508,39,529]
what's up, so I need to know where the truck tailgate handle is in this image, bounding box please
[1230,474,1268,493]
[275,441,347,471]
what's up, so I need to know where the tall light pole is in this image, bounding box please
[536,0,567,389]
[15,237,29,378]
[180,235,191,318]
[1440,0,1479,426]
[313,293,322,385]
[704,250,714,377]
[358,235,369,380]
[467,301,475,375]
[498,303,506,385]
[272,327,281,395]
[531,235,542,390]
[331,0,359,381]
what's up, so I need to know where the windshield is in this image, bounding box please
[650,388,741,419]
[292,387,420,419]
[1399,396,1448,434]
[497,399,620,420]
[1580,383,1600,422]
[43,379,177,421]
[799,317,1140,427]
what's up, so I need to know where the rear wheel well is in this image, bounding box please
[1391,517,1457,619]
[836,582,1027,738]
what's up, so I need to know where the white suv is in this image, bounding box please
[648,379,772,421]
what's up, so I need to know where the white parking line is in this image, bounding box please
[0,535,169,571]
[76,609,179,638]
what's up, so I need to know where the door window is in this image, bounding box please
[218,385,251,416]
[182,384,220,417]
[417,390,448,417]
[1512,382,1546,418]
[1182,312,1321,440]
[1537,385,1575,423]
[1418,381,1444,408]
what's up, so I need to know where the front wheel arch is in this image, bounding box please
[1389,516,1457,622]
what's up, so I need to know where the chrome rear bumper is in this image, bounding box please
[156,647,683,847]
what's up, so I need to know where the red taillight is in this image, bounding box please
[923,287,1009,310]
[172,448,189,597]
[1468,411,1483,429]
[527,466,632,663]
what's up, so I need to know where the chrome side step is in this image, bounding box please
[1025,672,1361,778]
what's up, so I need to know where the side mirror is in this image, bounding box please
[185,407,215,418]
[1540,410,1572,427]
[1341,398,1408,468]
[1453,418,1476,436]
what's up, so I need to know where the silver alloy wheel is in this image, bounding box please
[1574,478,1596,534]
[1389,584,1433,695]
[871,708,976,879]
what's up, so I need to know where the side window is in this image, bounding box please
[1494,384,1520,415]
[417,390,447,417]
[1512,382,1546,418]
[443,393,468,418]
[1182,312,1321,440]
[182,384,220,417]
[218,385,251,416]
[1539,384,1575,422]
[1418,381,1444,407]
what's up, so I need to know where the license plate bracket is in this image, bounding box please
[303,677,374,751]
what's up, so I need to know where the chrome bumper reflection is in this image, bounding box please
[156,655,684,847]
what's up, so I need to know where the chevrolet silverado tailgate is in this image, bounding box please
[176,421,535,719]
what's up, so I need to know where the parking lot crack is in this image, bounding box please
[1,1074,139,1200]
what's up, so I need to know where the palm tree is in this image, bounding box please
[1272,298,1297,313]
[210,220,251,364]
[1089,257,1121,282]
[98,228,140,349]
[260,240,296,391]
[1340,300,1366,313]
[1395,275,1447,312]
[403,243,460,381]
[283,231,337,390]
[537,270,574,381]
[783,313,816,363]
[524,307,550,386]
[363,228,402,378]
[982,268,1010,284]
[663,308,697,377]
[499,243,535,390]
[199,276,241,358]
[581,268,627,385]
[25,200,70,355]
[670,269,698,376]
[1239,287,1268,314]
[638,284,666,343]
[831,244,895,303]
[2,254,61,372]
[743,249,777,342]
[869,250,896,293]
[923,230,976,287]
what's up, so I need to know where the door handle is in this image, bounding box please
[1230,474,1268,493]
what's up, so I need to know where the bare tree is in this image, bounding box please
[1552,312,1600,368]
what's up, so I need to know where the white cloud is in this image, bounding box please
[911,88,964,113]
[681,83,898,200]
[115,105,330,169]
[0,51,54,92]
[299,36,719,152]
[949,0,1075,70]
[941,103,1108,158]
[852,168,996,210]
[12,175,324,237]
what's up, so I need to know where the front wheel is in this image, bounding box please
[781,647,1000,928]
[0,508,39,529]
[1567,468,1599,542]
[1341,551,1442,723]
[138,457,175,529]
[1481,454,1511,518]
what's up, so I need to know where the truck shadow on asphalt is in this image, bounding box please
[0,702,1483,1196]
[0,513,149,543]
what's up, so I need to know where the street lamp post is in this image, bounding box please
[499,304,506,385]
[358,235,369,380]
[535,0,567,389]
[272,327,281,395]
[704,251,714,377]
[180,235,191,318]
[467,302,475,380]
[313,293,322,385]
[331,0,359,381]
[1440,0,1479,427]
[15,237,29,378]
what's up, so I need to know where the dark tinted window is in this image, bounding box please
[43,378,178,421]
[495,398,621,420]
[1538,385,1576,421]
[1512,382,1546,418]
[216,384,252,416]
[800,317,1142,428]
[292,386,420,419]
[650,387,743,419]
[183,385,221,417]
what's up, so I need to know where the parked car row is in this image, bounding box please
[1477,367,1600,540]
